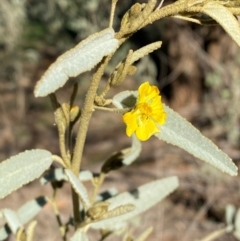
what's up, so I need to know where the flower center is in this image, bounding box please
[137,103,152,116]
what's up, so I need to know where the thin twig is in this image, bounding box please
[142,1,191,29]
[52,155,66,167]
[68,83,79,156]
[49,93,60,110]
[58,131,71,168]
[90,173,106,205]
[94,105,131,113]
[49,189,65,238]
[70,82,79,107]
[156,0,165,10]
[109,0,118,28]
[196,227,229,241]
[71,187,81,228]
[99,83,111,99]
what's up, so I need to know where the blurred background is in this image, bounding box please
[1,0,240,240]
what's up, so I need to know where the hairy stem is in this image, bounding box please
[99,83,111,98]
[143,2,187,28]
[71,56,112,226]
[90,173,106,205]
[51,155,66,167]
[72,56,111,174]
[94,105,131,113]
[109,0,118,28]
[59,131,71,168]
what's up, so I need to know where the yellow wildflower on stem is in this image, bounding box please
[123,82,167,141]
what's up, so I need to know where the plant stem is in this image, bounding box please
[109,0,118,28]
[50,189,65,238]
[71,56,112,226]
[134,3,204,48]
[59,131,71,168]
[99,82,111,98]
[72,56,111,174]
[51,155,66,167]
[94,105,130,113]
[70,82,79,107]
[196,227,229,241]
[90,173,106,205]
[71,187,81,228]
[142,1,190,29]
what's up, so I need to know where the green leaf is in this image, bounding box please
[123,134,142,165]
[112,90,137,109]
[0,224,8,240]
[17,196,48,224]
[65,169,90,209]
[225,204,236,226]
[2,209,22,234]
[34,28,119,97]
[0,150,52,199]
[234,209,240,239]
[0,197,47,240]
[202,2,240,47]
[96,188,118,202]
[156,105,238,176]
[90,176,178,230]
[40,168,93,185]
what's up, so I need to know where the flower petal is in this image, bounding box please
[138,82,159,103]
[152,109,167,124]
[123,111,138,137]
[136,119,159,141]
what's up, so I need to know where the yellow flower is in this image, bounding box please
[123,82,167,141]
